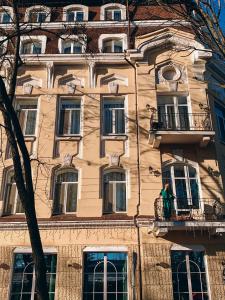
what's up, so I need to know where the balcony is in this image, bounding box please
[150,197,225,236]
[149,112,215,148]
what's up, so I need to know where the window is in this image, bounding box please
[29,10,47,22]
[162,164,200,216]
[53,169,78,214]
[83,251,128,300]
[215,103,225,142]
[17,101,38,136]
[105,8,121,21]
[157,95,190,130]
[171,250,209,300]
[63,5,88,22]
[21,41,42,54]
[103,98,125,135]
[103,170,126,213]
[0,9,11,23]
[61,40,83,54]
[67,10,84,21]
[3,169,24,215]
[100,4,126,21]
[103,39,123,53]
[10,252,57,299]
[58,99,81,135]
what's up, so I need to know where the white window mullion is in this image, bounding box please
[13,184,18,214]
[113,182,116,212]
[171,166,177,212]
[112,109,116,134]
[64,183,68,213]
[31,267,36,300]
[186,253,193,300]
[68,109,72,134]
[185,166,192,205]
[104,255,107,300]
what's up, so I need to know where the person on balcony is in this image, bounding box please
[160,183,174,220]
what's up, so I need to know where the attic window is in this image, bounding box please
[105,8,121,21]
[67,9,84,22]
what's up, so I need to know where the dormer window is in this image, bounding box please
[105,8,121,21]
[20,36,47,55]
[99,34,127,53]
[0,7,13,23]
[101,3,126,21]
[25,6,51,23]
[67,9,84,22]
[63,5,88,22]
[59,35,86,54]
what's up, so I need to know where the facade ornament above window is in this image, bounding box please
[109,153,121,167]
[17,75,42,94]
[62,153,73,167]
[100,73,128,93]
[58,74,85,93]
[157,62,187,87]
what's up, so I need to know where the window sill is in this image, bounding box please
[24,136,36,142]
[55,135,82,141]
[101,135,127,141]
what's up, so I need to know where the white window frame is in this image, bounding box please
[162,162,203,215]
[15,99,38,137]
[157,95,192,130]
[20,36,47,55]
[0,6,13,23]
[103,169,127,213]
[83,249,129,300]
[24,5,51,22]
[170,247,210,300]
[2,169,24,216]
[53,168,79,214]
[100,3,126,21]
[62,5,88,21]
[10,250,57,300]
[99,34,127,53]
[102,96,127,136]
[58,98,81,136]
[58,35,86,54]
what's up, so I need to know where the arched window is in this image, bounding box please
[21,40,42,55]
[162,163,200,215]
[63,5,88,22]
[53,169,78,214]
[0,6,13,23]
[103,169,126,213]
[3,169,24,215]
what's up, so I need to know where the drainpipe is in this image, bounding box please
[124,52,143,300]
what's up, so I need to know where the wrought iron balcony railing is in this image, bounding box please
[154,197,225,222]
[150,112,213,131]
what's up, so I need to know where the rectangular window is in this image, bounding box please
[67,11,84,22]
[102,39,123,53]
[0,12,11,23]
[17,101,38,136]
[62,40,83,54]
[58,99,81,135]
[83,252,128,300]
[103,99,125,135]
[171,250,209,300]
[157,96,190,130]
[215,103,225,142]
[105,9,121,21]
[10,253,57,299]
[29,11,47,23]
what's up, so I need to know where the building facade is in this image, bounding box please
[0,1,225,299]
